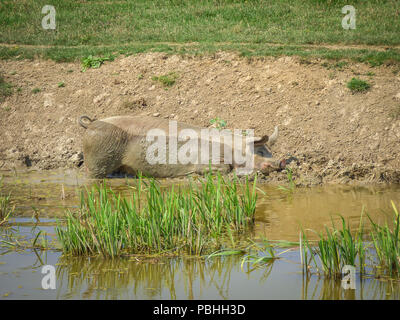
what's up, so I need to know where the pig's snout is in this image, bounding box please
[279,159,286,170]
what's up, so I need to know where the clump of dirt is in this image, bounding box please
[0,52,399,185]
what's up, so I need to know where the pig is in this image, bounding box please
[78,115,285,178]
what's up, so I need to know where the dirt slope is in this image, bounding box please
[1,52,400,185]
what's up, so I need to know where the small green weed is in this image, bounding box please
[152,72,178,87]
[278,168,296,192]
[347,78,370,93]
[81,54,114,72]
[210,117,227,130]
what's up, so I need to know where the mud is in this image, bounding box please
[1,52,399,185]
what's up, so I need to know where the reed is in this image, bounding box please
[301,215,365,279]
[56,173,258,258]
[0,176,14,225]
[368,201,400,277]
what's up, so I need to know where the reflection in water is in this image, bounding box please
[301,273,400,300]
[55,255,241,300]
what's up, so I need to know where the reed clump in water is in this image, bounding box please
[0,194,13,226]
[368,201,400,278]
[301,215,365,280]
[301,202,400,279]
[0,177,14,226]
[56,173,258,258]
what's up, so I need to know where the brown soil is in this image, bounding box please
[1,52,400,185]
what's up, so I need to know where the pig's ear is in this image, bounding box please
[267,126,278,146]
[246,135,269,146]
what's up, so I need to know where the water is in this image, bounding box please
[1,169,399,299]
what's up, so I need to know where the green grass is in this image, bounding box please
[0,195,13,226]
[368,201,400,277]
[1,1,399,46]
[0,75,13,102]
[0,177,13,226]
[152,72,178,87]
[31,87,41,94]
[322,61,348,70]
[0,1,399,65]
[277,167,296,192]
[347,77,371,92]
[56,172,259,258]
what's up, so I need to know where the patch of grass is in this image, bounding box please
[0,44,399,67]
[0,1,399,46]
[31,88,41,94]
[57,82,65,88]
[322,61,348,70]
[0,1,398,65]
[210,117,227,130]
[152,72,178,87]
[367,201,400,277]
[56,172,259,258]
[81,54,114,72]
[366,71,375,77]
[138,74,144,80]
[347,78,371,93]
[389,105,400,120]
[0,75,13,102]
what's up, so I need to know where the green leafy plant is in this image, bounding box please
[81,54,114,72]
[210,117,227,130]
[347,78,370,92]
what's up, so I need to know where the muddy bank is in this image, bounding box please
[0,52,399,185]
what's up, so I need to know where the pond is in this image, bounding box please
[0,169,399,299]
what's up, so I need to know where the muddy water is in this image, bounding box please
[0,169,399,300]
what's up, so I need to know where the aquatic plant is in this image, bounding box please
[277,167,296,193]
[241,239,293,269]
[0,177,14,226]
[300,204,400,279]
[368,201,400,277]
[301,214,365,279]
[56,173,259,258]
